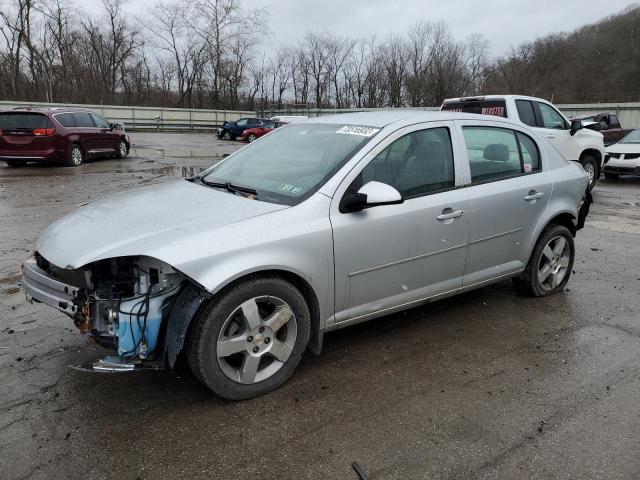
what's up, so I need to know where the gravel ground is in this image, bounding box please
[0,132,639,480]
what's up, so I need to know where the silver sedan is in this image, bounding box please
[22,111,591,399]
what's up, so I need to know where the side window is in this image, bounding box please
[609,115,621,129]
[73,112,95,128]
[516,100,537,127]
[91,114,110,129]
[236,118,248,127]
[463,127,522,183]
[55,113,76,127]
[360,127,455,198]
[517,132,541,173]
[537,103,567,130]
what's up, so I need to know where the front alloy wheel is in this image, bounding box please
[187,277,310,400]
[117,140,128,159]
[223,130,232,141]
[537,236,571,292]
[247,133,257,142]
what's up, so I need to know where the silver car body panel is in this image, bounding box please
[32,111,589,338]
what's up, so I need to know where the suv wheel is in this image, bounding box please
[186,277,310,400]
[247,133,257,142]
[67,145,83,167]
[581,155,597,191]
[513,224,575,297]
[223,130,232,141]
[116,140,128,159]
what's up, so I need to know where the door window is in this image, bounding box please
[358,127,455,198]
[463,127,522,183]
[91,114,110,129]
[517,132,541,173]
[515,100,537,127]
[609,115,621,129]
[537,103,567,130]
[236,119,248,127]
[73,112,95,128]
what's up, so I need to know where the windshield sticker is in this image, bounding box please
[279,183,302,194]
[335,125,380,137]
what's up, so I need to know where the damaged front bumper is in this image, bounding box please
[21,253,196,371]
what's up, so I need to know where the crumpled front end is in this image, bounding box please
[22,252,190,370]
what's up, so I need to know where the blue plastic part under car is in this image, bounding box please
[117,294,167,357]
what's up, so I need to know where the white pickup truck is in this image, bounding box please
[441,95,605,190]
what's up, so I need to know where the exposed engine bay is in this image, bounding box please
[23,252,194,370]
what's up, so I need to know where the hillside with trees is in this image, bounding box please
[0,0,638,110]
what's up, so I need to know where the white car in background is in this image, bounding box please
[603,129,640,179]
[441,95,606,190]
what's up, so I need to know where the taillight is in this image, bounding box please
[33,128,56,136]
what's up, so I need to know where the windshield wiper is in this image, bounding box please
[199,178,257,196]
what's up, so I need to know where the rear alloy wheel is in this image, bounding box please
[116,140,128,159]
[581,155,597,191]
[513,224,575,297]
[247,133,257,142]
[223,130,232,141]
[67,145,83,167]
[187,277,310,400]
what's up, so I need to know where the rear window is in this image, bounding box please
[0,113,49,130]
[55,113,76,127]
[73,112,95,127]
[441,100,507,118]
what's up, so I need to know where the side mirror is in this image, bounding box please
[570,120,583,136]
[109,123,115,131]
[341,181,403,213]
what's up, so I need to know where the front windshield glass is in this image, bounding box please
[620,129,640,144]
[201,123,380,205]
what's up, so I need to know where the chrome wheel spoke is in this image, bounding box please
[553,237,566,255]
[217,336,248,358]
[538,265,552,283]
[264,305,293,333]
[268,339,293,362]
[239,354,260,384]
[542,246,554,261]
[240,298,262,330]
[559,256,570,268]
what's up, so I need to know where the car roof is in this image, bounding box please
[3,106,93,114]
[300,110,520,129]
[442,94,553,104]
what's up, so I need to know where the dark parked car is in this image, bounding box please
[0,107,130,167]
[570,112,633,146]
[217,117,270,140]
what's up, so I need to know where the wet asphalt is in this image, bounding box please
[0,132,639,480]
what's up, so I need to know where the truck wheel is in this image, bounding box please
[581,155,598,191]
[513,224,575,297]
[186,277,310,400]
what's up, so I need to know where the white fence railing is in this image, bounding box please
[1,100,640,130]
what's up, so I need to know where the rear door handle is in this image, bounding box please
[524,191,545,202]
[437,209,464,221]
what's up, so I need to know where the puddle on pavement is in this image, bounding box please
[130,147,226,161]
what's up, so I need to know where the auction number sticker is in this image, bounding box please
[279,183,302,194]
[335,126,380,137]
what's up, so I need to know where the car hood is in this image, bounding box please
[606,142,640,154]
[37,180,287,269]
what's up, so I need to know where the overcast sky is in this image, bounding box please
[89,0,636,57]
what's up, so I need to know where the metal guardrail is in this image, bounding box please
[1,100,639,130]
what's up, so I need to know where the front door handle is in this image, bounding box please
[546,134,555,139]
[524,191,545,202]
[437,208,464,222]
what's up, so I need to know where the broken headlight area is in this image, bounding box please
[24,253,186,364]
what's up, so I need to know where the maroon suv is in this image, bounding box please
[0,107,130,167]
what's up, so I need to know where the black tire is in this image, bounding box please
[581,155,598,191]
[186,277,310,400]
[513,224,575,297]
[66,144,83,167]
[116,139,128,159]
[223,130,232,141]
[247,133,257,142]
[604,172,619,181]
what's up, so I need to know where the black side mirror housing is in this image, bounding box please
[340,192,368,213]
[570,120,583,136]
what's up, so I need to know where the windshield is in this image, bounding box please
[619,129,640,144]
[201,123,379,205]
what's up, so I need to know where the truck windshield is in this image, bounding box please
[619,129,640,144]
[200,123,379,205]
